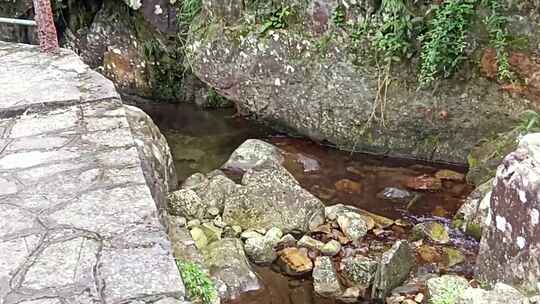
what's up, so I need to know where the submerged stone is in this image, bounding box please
[412,222,450,244]
[377,187,413,202]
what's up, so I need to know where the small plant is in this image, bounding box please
[482,0,513,81]
[515,110,540,134]
[177,0,203,28]
[206,88,230,108]
[260,6,293,34]
[332,5,346,27]
[419,0,477,87]
[373,0,413,61]
[177,260,218,304]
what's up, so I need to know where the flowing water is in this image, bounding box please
[136,102,479,304]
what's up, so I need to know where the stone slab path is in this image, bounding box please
[0,42,186,304]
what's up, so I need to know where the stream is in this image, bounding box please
[137,102,479,304]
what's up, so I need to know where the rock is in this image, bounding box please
[298,235,325,251]
[454,178,493,240]
[168,189,205,220]
[222,139,284,171]
[377,187,413,202]
[278,234,298,248]
[435,169,465,181]
[297,153,321,172]
[325,204,393,228]
[427,275,469,304]
[412,222,450,244]
[186,171,238,218]
[341,256,378,288]
[244,227,283,264]
[187,219,201,228]
[213,215,227,228]
[417,245,442,264]
[200,223,223,243]
[208,207,221,216]
[404,175,442,191]
[334,179,362,194]
[457,283,530,304]
[443,247,465,267]
[277,247,313,276]
[190,227,208,249]
[185,1,531,164]
[476,134,540,292]
[338,287,362,303]
[313,256,343,298]
[202,238,262,300]
[223,226,240,238]
[222,160,325,233]
[372,240,415,299]
[432,206,450,218]
[241,231,264,240]
[321,240,342,256]
[337,212,369,243]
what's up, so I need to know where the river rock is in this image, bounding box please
[190,227,208,249]
[435,169,465,181]
[457,283,529,304]
[334,179,362,194]
[313,256,343,298]
[454,178,493,240]
[184,171,238,218]
[372,240,415,299]
[168,189,206,220]
[427,275,470,304]
[222,160,325,233]
[337,212,369,243]
[325,204,392,228]
[321,240,342,256]
[202,238,262,300]
[404,175,442,191]
[278,247,313,276]
[341,256,378,288]
[278,234,298,248]
[377,187,413,202]
[412,222,450,244]
[222,139,284,171]
[244,227,283,264]
[476,133,540,293]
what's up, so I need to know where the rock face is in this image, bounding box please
[476,133,540,293]
[454,178,493,239]
[222,160,325,233]
[185,0,533,163]
[221,139,284,171]
[201,238,262,300]
[0,42,185,303]
[372,240,415,299]
[457,283,530,304]
[427,275,470,304]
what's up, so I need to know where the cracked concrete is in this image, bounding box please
[0,41,185,304]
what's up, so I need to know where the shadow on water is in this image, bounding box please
[136,102,479,304]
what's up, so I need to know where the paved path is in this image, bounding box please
[0,42,185,304]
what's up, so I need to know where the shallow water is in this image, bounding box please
[138,102,479,304]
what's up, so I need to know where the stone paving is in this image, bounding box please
[0,42,185,304]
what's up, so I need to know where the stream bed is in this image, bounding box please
[137,102,479,304]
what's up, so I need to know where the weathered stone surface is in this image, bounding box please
[476,133,540,293]
[0,42,185,303]
[427,275,469,304]
[337,212,370,243]
[454,178,493,239]
[244,227,283,264]
[221,139,284,171]
[185,1,532,163]
[277,247,313,276]
[412,222,450,244]
[201,238,262,300]
[341,256,377,289]
[457,283,530,304]
[313,256,343,298]
[372,240,415,299]
[222,159,325,233]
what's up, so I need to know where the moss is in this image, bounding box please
[176,260,218,304]
[465,223,483,240]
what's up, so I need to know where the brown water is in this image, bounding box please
[135,101,479,304]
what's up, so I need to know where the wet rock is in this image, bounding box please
[277,247,313,276]
[334,179,362,194]
[476,133,540,293]
[372,240,415,299]
[404,175,443,191]
[457,283,530,304]
[321,240,341,256]
[337,212,369,243]
[298,235,325,251]
[377,187,413,202]
[222,139,284,171]
[244,227,283,264]
[313,256,343,298]
[202,238,262,300]
[435,169,465,181]
[325,204,393,228]
[341,256,377,288]
[222,160,325,233]
[427,275,469,304]
[454,178,493,240]
[412,222,450,244]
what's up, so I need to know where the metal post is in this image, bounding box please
[32,0,59,52]
[0,17,37,26]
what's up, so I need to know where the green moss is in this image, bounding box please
[176,260,218,304]
[465,223,483,240]
[429,278,468,304]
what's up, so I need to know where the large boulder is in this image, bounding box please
[454,178,493,239]
[185,0,533,163]
[476,133,540,293]
[457,283,530,304]
[222,159,325,233]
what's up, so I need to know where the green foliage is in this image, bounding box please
[515,110,540,133]
[206,88,230,108]
[332,5,346,27]
[177,0,203,28]
[142,38,184,99]
[260,6,294,34]
[177,260,218,304]
[482,0,513,81]
[419,0,476,87]
[373,0,414,62]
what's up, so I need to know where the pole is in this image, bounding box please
[32,0,59,52]
[0,17,37,26]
